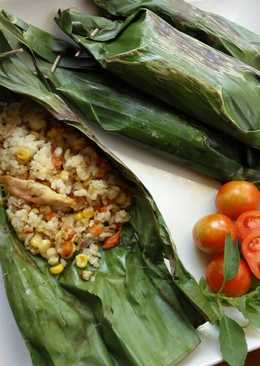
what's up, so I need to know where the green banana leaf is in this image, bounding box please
[0,10,95,69]
[4,10,260,184]
[0,14,217,366]
[56,9,260,149]
[93,0,260,70]
[0,196,116,366]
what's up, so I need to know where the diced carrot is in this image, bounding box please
[89,224,104,237]
[45,212,56,221]
[103,231,120,249]
[59,241,75,258]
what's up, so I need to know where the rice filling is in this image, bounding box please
[0,101,131,280]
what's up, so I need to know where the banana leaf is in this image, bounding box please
[56,9,260,149]
[93,0,260,70]
[0,199,116,366]
[4,10,260,184]
[0,10,95,70]
[0,15,218,366]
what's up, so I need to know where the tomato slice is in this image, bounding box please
[236,210,260,241]
[241,230,260,279]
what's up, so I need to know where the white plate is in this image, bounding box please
[0,1,260,365]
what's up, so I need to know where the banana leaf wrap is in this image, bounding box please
[93,0,260,70]
[56,9,260,149]
[5,11,260,184]
[0,14,218,366]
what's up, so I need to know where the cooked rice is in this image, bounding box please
[0,101,131,280]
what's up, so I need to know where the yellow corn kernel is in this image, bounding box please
[30,234,43,249]
[38,239,51,253]
[82,208,95,220]
[76,254,89,269]
[49,263,64,275]
[74,208,95,222]
[48,256,59,266]
[74,212,83,221]
[60,170,69,181]
[15,146,33,162]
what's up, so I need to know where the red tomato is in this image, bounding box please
[206,255,252,297]
[193,214,237,255]
[236,210,260,241]
[242,230,260,279]
[216,181,260,220]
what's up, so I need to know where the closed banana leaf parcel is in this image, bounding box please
[10,9,260,184]
[57,9,260,149]
[93,0,260,70]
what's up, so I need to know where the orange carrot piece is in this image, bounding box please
[103,231,120,249]
[89,224,104,237]
[59,241,75,258]
[45,211,56,221]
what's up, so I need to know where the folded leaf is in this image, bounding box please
[93,0,260,70]
[219,315,247,366]
[5,11,260,184]
[49,66,260,183]
[0,191,115,366]
[56,9,260,149]
[0,15,214,366]
[0,9,95,69]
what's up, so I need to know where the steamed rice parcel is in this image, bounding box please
[0,101,131,281]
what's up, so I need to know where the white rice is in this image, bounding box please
[0,101,132,280]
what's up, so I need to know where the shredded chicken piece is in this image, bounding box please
[0,176,76,210]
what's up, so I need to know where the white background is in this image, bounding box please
[0,1,260,365]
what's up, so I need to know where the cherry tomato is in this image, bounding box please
[236,210,260,241]
[193,214,237,255]
[206,255,252,297]
[216,181,260,220]
[241,230,260,279]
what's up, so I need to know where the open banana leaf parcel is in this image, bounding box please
[56,9,260,149]
[93,0,260,70]
[0,12,220,366]
[6,10,260,185]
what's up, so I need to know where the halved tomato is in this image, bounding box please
[236,210,260,241]
[241,230,260,279]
